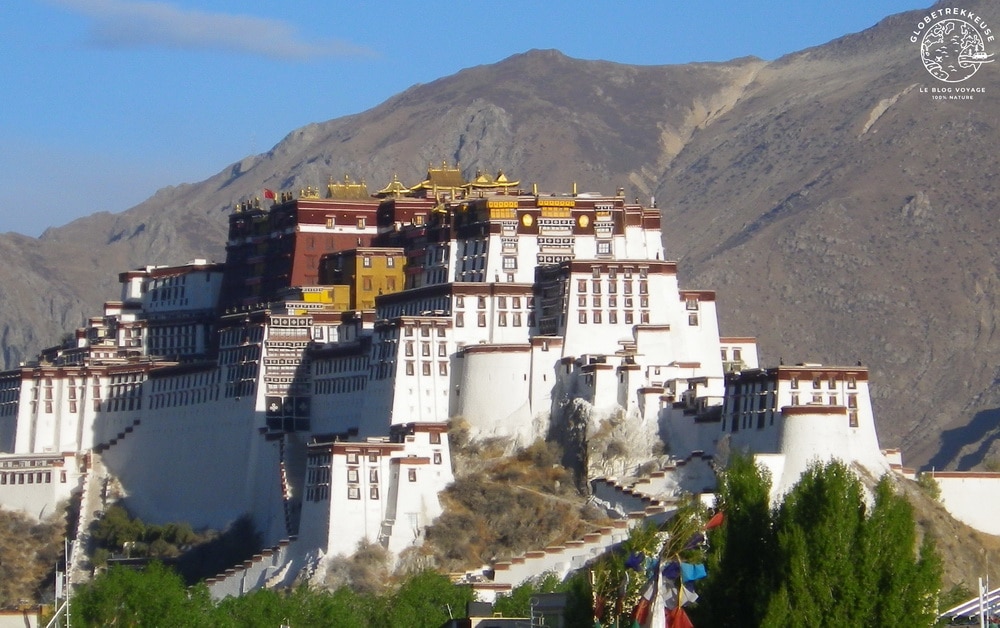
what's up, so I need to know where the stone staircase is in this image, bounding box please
[203,433,307,600]
[92,418,142,453]
[271,434,306,537]
[67,451,109,588]
[204,537,298,600]
[278,440,294,536]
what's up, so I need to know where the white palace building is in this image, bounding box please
[0,165,985,596]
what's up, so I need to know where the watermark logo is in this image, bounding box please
[912,9,994,83]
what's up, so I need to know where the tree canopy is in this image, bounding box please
[71,561,212,628]
[694,455,942,628]
[70,564,475,628]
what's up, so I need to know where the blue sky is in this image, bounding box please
[1,0,930,237]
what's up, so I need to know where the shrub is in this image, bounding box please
[917,472,941,500]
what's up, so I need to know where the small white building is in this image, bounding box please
[0,452,82,519]
[118,260,225,360]
[720,365,889,499]
[297,422,453,557]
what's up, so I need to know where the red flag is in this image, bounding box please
[666,606,694,628]
[634,598,651,625]
[633,578,656,624]
[704,511,724,530]
[263,188,276,200]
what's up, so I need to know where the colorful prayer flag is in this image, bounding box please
[704,511,724,529]
[633,578,656,624]
[666,606,694,628]
[680,562,707,582]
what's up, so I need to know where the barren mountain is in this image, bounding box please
[1,0,996,469]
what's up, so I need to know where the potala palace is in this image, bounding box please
[0,164,991,598]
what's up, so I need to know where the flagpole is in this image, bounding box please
[981,577,986,628]
[590,570,599,627]
[674,552,683,620]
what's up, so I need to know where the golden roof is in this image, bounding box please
[326,175,370,200]
[464,168,520,189]
[375,173,410,198]
[409,161,466,192]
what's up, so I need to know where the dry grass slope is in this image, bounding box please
[0,507,66,607]
[424,427,609,572]
[901,476,1000,596]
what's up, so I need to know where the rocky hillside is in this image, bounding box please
[0,0,997,469]
[655,1,1000,468]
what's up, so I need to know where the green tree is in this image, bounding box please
[383,570,474,628]
[162,521,198,547]
[860,476,941,628]
[694,457,942,628]
[696,451,776,626]
[210,588,290,628]
[561,569,600,627]
[90,505,145,549]
[71,561,212,627]
[492,572,563,618]
[762,460,870,627]
[311,585,377,627]
[209,584,381,627]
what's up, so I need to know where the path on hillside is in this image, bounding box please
[68,452,108,589]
